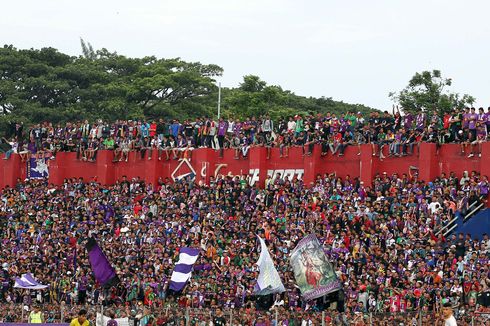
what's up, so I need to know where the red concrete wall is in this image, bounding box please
[1,143,489,199]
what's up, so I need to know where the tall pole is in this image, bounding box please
[217,82,221,119]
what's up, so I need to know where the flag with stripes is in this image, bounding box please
[169,247,199,292]
[14,273,48,290]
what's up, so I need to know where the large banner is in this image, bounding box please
[290,234,341,301]
[26,157,49,179]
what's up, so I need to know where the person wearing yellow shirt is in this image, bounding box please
[70,309,89,326]
[28,306,44,323]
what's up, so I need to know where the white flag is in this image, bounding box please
[254,236,285,295]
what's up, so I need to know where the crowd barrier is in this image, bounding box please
[1,143,490,205]
[1,304,489,326]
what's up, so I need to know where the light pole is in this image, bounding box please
[217,82,221,119]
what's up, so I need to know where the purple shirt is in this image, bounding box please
[217,121,228,136]
[79,275,88,291]
[403,114,414,129]
[468,113,477,130]
[233,122,242,135]
[28,142,37,154]
[463,113,470,128]
[479,181,489,196]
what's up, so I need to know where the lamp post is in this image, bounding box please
[217,82,221,119]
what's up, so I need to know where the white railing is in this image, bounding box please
[436,196,485,237]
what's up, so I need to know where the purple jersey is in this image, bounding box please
[468,113,477,130]
[217,121,227,136]
[233,122,242,135]
[479,181,489,196]
[403,114,414,129]
[463,113,470,128]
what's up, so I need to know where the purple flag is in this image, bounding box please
[14,273,48,289]
[86,237,119,288]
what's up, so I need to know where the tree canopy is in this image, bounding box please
[0,44,375,131]
[389,70,475,115]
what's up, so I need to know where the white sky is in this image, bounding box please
[1,0,489,109]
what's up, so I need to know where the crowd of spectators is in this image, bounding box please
[2,106,490,162]
[0,164,489,324]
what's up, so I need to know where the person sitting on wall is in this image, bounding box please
[239,132,251,159]
[119,136,131,162]
[172,134,187,160]
[158,135,171,161]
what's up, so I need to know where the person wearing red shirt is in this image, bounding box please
[149,121,157,137]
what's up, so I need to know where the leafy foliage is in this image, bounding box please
[390,70,475,115]
[0,45,375,132]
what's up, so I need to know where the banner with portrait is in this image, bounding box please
[26,157,49,179]
[289,234,341,301]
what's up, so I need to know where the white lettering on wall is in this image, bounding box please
[249,169,304,185]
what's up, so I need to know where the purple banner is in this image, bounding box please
[26,157,49,179]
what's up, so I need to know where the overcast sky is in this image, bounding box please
[1,0,489,109]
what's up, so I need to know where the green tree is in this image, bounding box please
[219,76,374,120]
[0,45,223,125]
[0,44,377,132]
[390,70,475,115]
[239,75,266,92]
[80,38,96,60]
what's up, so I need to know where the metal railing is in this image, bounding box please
[435,215,459,237]
[4,303,488,326]
[464,200,485,222]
